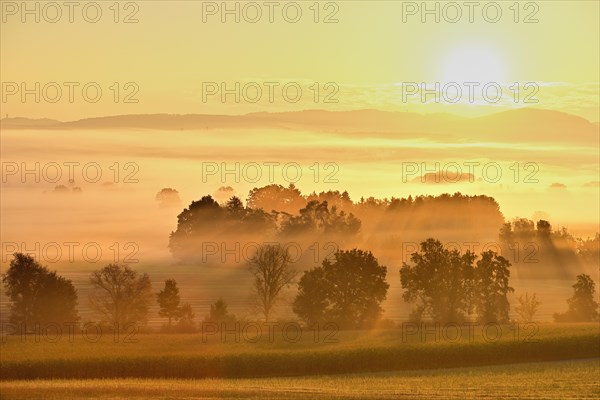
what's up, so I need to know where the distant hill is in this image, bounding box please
[2,108,598,144]
[454,108,597,144]
[0,117,62,128]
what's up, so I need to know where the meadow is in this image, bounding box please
[1,323,598,380]
[0,359,598,399]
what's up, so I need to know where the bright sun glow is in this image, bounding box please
[442,45,506,84]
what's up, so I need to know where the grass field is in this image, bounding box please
[1,359,598,399]
[1,323,598,380]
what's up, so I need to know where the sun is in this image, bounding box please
[441,45,506,84]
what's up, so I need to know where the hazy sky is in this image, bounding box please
[1,3,598,326]
[1,1,599,120]
[1,1,598,257]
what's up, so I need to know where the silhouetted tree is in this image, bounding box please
[225,196,245,216]
[281,200,329,235]
[168,195,276,260]
[157,279,181,327]
[157,279,196,332]
[280,200,361,237]
[204,298,236,325]
[498,218,583,279]
[473,251,514,323]
[168,188,509,265]
[577,234,600,265]
[385,193,503,233]
[246,183,305,214]
[171,195,223,239]
[554,274,599,322]
[515,292,541,323]
[499,222,514,246]
[400,239,475,324]
[89,264,153,330]
[536,220,552,238]
[293,268,329,326]
[513,218,536,239]
[294,249,389,329]
[307,190,353,213]
[249,245,297,321]
[176,303,196,332]
[2,253,79,332]
[155,188,181,208]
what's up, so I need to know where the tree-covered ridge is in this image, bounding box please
[168,184,505,263]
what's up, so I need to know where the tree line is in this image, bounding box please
[168,193,360,261]
[3,240,598,333]
[169,187,598,281]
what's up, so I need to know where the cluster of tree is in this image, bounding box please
[245,186,504,236]
[244,184,503,225]
[575,233,600,265]
[169,194,360,261]
[380,193,504,233]
[169,186,510,265]
[91,263,244,332]
[499,218,597,278]
[1,255,201,333]
[168,196,275,260]
[279,200,361,237]
[220,190,600,286]
[89,265,238,332]
[400,239,514,324]
[246,184,306,214]
[52,185,82,194]
[2,248,598,333]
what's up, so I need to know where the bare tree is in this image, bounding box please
[515,292,541,323]
[89,264,153,331]
[249,245,297,321]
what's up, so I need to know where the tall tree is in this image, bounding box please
[473,251,514,323]
[249,244,297,321]
[554,274,599,322]
[225,196,245,216]
[294,249,389,329]
[293,268,329,326]
[400,239,476,324]
[89,264,153,330]
[157,279,181,327]
[2,253,79,332]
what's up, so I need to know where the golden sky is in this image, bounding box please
[1,1,599,120]
[1,1,599,283]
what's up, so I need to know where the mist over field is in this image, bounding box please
[1,110,598,327]
[1,2,599,396]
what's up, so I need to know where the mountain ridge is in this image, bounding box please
[2,108,597,144]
